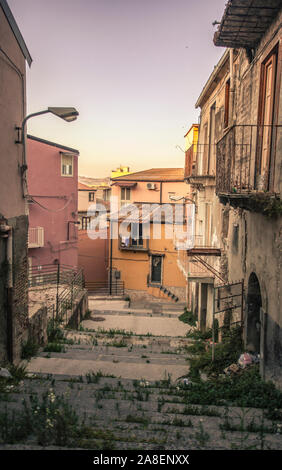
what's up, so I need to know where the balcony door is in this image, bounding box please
[257,47,278,191]
[208,103,216,175]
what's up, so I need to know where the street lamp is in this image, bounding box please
[18,106,79,198]
[169,194,195,205]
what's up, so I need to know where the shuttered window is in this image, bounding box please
[61,154,73,177]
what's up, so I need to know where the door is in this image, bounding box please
[208,103,216,174]
[257,48,277,190]
[151,255,162,284]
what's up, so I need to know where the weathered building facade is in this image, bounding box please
[109,169,189,302]
[27,135,79,270]
[183,62,233,331]
[212,0,282,386]
[78,181,109,288]
[0,0,32,362]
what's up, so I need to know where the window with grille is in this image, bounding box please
[81,217,91,230]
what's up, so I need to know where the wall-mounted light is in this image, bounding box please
[17,107,79,199]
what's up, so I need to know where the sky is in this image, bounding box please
[8,0,227,177]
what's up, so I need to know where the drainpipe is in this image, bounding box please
[229,48,234,126]
[0,224,13,287]
[0,224,14,361]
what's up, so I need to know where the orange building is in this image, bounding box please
[109,168,192,302]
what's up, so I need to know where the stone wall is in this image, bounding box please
[219,13,282,387]
[0,215,29,364]
[28,306,48,346]
[125,286,186,304]
[67,289,89,329]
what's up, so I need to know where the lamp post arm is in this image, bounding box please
[21,109,50,167]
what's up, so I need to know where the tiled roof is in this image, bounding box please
[111,168,184,182]
[78,182,95,190]
[79,176,111,188]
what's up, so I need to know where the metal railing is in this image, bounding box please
[28,263,80,287]
[28,263,85,323]
[216,124,282,194]
[85,279,124,296]
[56,268,85,323]
[185,144,217,179]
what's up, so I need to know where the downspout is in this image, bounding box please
[229,48,235,126]
[0,224,14,361]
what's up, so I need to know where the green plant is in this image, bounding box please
[194,422,210,448]
[181,365,282,409]
[27,389,79,446]
[6,363,28,382]
[0,389,79,447]
[108,339,127,348]
[125,414,150,426]
[86,370,116,384]
[83,309,92,320]
[21,338,39,360]
[188,325,243,378]
[43,343,66,353]
[179,308,197,326]
[186,328,213,340]
[47,319,64,343]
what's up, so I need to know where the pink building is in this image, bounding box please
[78,182,109,288]
[27,135,79,270]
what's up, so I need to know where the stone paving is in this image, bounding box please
[0,297,282,450]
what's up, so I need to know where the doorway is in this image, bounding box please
[246,273,262,353]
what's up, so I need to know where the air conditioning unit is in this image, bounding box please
[147,183,156,190]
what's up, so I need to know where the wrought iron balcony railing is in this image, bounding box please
[216,124,282,195]
[185,144,217,180]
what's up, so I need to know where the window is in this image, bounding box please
[224,80,230,129]
[61,154,73,177]
[131,223,143,247]
[120,187,131,207]
[89,192,95,202]
[120,223,144,249]
[81,217,90,230]
[151,255,162,284]
[202,123,209,174]
[103,189,111,201]
[208,103,216,175]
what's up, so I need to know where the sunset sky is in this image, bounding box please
[8,0,227,177]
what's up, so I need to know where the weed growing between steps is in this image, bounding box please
[187,325,243,379]
[21,339,39,360]
[182,325,282,413]
[178,307,197,326]
[42,319,75,353]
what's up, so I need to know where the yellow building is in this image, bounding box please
[109,168,191,303]
[111,166,132,179]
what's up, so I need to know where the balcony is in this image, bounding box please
[174,233,221,256]
[28,227,44,248]
[216,125,282,215]
[177,248,222,283]
[185,144,216,188]
[119,236,148,252]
